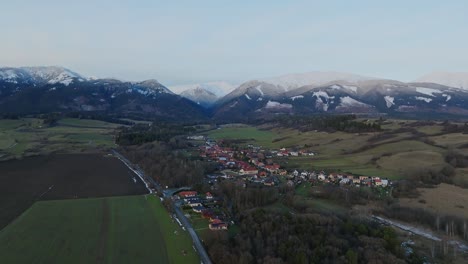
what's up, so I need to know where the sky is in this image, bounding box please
[1,0,467,85]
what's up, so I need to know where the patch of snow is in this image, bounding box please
[342,85,358,92]
[312,91,334,100]
[245,94,252,100]
[329,84,357,93]
[257,97,263,101]
[265,100,292,109]
[416,87,442,97]
[442,94,452,102]
[415,96,432,103]
[290,95,304,101]
[137,89,149,95]
[339,96,367,106]
[255,84,264,96]
[384,96,395,108]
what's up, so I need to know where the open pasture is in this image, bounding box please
[0,118,119,160]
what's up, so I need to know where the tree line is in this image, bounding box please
[274,115,381,133]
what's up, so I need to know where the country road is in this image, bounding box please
[112,149,212,264]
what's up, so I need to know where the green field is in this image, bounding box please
[0,195,199,264]
[0,118,119,160]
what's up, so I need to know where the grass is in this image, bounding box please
[0,195,199,264]
[0,118,118,160]
[206,125,277,147]
[399,183,468,218]
[429,133,468,148]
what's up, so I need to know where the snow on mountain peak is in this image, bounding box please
[169,81,237,97]
[0,66,84,86]
[260,71,374,91]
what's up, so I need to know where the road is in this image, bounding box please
[174,200,212,264]
[113,149,212,264]
[372,215,468,253]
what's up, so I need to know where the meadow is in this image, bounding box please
[0,195,199,264]
[0,118,120,160]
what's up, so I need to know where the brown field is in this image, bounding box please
[0,153,148,230]
[399,183,468,218]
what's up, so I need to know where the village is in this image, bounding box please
[178,135,394,231]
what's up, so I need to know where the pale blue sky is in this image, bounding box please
[1,0,467,85]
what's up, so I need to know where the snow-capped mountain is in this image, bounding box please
[0,66,206,120]
[216,72,377,106]
[133,79,174,94]
[170,81,236,97]
[415,72,468,90]
[260,71,375,91]
[180,87,218,107]
[0,66,84,86]
[213,79,468,121]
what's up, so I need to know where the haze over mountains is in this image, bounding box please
[2,66,468,121]
[415,72,468,90]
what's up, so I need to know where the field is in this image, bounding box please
[0,118,120,160]
[399,183,468,218]
[205,121,460,180]
[0,195,199,264]
[0,153,148,230]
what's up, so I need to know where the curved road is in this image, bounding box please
[113,150,212,264]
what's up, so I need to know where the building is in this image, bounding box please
[179,191,197,198]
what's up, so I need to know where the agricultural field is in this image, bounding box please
[205,120,467,180]
[399,183,468,218]
[0,118,120,160]
[0,153,148,230]
[0,195,199,264]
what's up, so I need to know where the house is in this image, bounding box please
[263,178,275,186]
[359,176,369,181]
[381,179,389,187]
[317,172,326,181]
[374,179,383,186]
[239,167,258,175]
[209,219,228,230]
[340,178,351,185]
[179,191,197,198]
[202,209,215,219]
[185,197,203,207]
[362,179,372,187]
[192,205,205,213]
[206,192,213,199]
[265,164,280,173]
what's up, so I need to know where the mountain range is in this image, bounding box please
[0,66,206,120]
[2,66,468,121]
